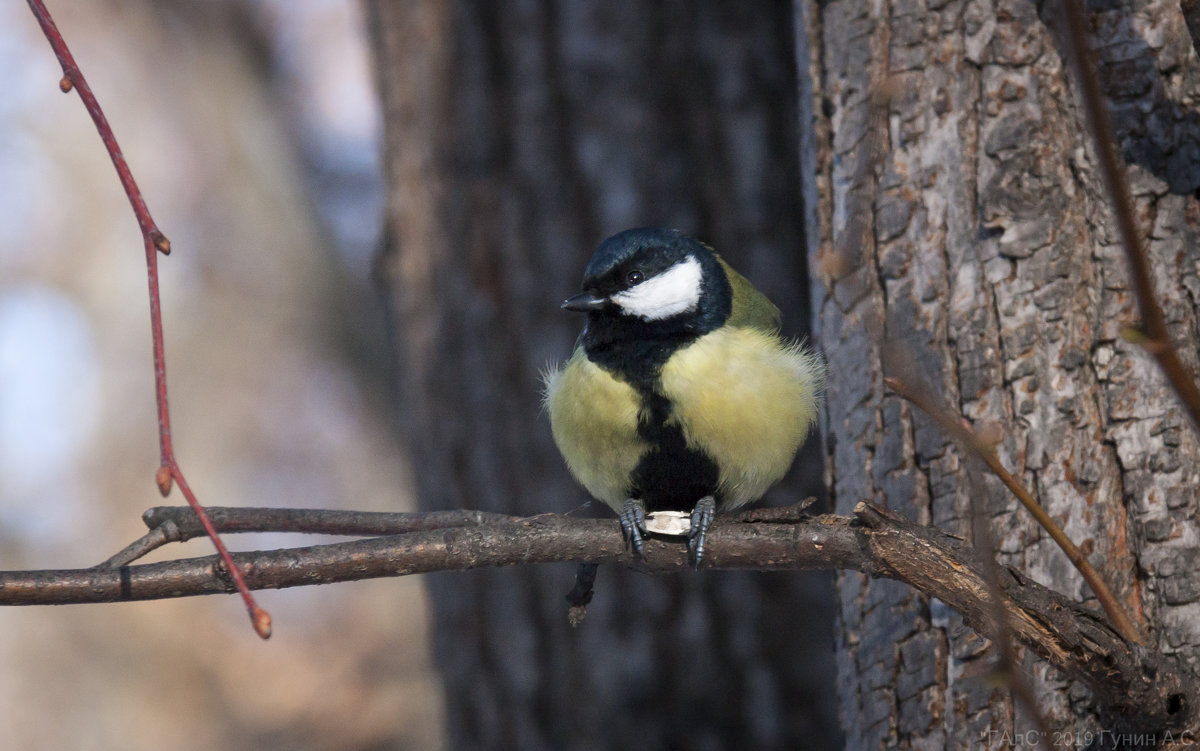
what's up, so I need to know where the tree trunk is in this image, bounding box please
[804,0,1200,744]
[369,1,841,748]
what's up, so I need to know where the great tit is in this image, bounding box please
[543,227,825,564]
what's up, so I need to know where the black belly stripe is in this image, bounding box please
[629,390,720,512]
[582,325,721,511]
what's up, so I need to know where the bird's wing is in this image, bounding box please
[717,256,782,333]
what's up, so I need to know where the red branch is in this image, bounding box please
[25,0,270,639]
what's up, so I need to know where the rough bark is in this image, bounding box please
[368,2,840,748]
[802,0,1200,745]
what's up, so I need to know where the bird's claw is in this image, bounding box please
[687,496,716,567]
[620,498,648,557]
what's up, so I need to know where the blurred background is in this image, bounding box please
[0,2,445,749]
[1,2,841,749]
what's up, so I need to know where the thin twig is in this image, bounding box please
[140,506,510,539]
[883,369,1146,645]
[98,507,511,568]
[963,460,1052,748]
[728,498,817,523]
[24,0,269,638]
[1060,0,1200,434]
[96,520,184,568]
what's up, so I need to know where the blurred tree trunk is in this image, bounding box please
[368,1,840,749]
[803,0,1200,745]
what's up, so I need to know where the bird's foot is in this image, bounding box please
[620,498,648,557]
[688,496,716,567]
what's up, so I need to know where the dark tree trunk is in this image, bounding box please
[802,0,1200,745]
[369,1,840,749]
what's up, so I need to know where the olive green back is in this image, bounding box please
[717,256,782,333]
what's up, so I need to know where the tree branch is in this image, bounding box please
[1,503,1193,731]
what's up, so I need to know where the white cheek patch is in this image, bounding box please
[610,256,703,321]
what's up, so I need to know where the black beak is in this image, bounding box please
[561,291,608,312]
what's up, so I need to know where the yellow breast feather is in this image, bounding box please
[543,349,646,509]
[659,326,824,508]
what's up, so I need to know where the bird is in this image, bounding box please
[543,227,825,565]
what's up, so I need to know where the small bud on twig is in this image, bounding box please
[155,465,173,497]
[252,607,272,640]
[150,230,171,255]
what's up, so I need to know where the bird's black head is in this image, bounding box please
[562,228,732,379]
[563,228,731,329]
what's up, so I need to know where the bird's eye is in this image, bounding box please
[626,270,644,286]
